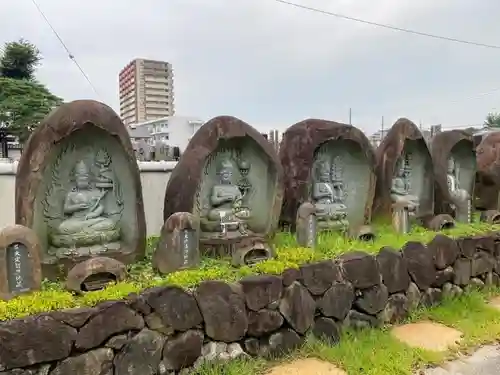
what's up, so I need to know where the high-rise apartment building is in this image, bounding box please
[268,129,280,152]
[119,58,175,126]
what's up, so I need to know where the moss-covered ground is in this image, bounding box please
[1,220,498,320]
[193,288,500,375]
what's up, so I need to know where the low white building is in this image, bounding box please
[368,129,389,148]
[128,116,204,152]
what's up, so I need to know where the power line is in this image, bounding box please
[274,0,500,50]
[349,84,500,130]
[403,85,500,118]
[446,86,500,104]
[274,0,500,123]
[30,0,100,97]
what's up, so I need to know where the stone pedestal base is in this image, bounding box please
[48,241,121,259]
[200,235,273,266]
[422,214,455,231]
[348,225,376,241]
[480,210,500,224]
[65,256,127,294]
[316,220,349,233]
[50,228,121,249]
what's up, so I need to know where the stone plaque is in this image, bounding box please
[296,202,317,248]
[0,225,42,298]
[6,242,31,293]
[392,205,411,234]
[179,229,198,268]
[306,214,317,248]
[153,212,201,274]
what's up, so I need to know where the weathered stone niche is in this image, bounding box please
[279,119,376,233]
[163,116,283,263]
[373,118,437,227]
[430,130,476,222]
[15,100,146,279]
[475,131,500,211]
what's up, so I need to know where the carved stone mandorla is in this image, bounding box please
[236,159,252,206]
[311,158,349,232]
[94,149,114,189]
[43,147,124,258]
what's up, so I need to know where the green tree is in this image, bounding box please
[0,39,41,80]
[0,78,62,142]
[0,39,62,143]
[484,112,500,128]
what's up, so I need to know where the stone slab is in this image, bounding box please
[265,358,347,375]
[391,321,462,352]
[487,296,500,311]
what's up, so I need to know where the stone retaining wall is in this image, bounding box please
[0,233,498,375]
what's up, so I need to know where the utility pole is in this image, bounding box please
[349,108,352,125]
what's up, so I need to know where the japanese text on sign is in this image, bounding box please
[182,229,190,266]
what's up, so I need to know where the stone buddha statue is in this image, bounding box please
[311,160,349,231]
[49,160,120,255]
[447,156,471,222]
[203,159,252,235]
[390,157,420,213]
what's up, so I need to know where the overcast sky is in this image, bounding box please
[2,0,500,134]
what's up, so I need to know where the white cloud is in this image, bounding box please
[2,0,500,134]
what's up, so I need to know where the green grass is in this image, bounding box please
[192,288,500,375]
[410,288,500,349]
[131,220,499,289]
[0,220,498,320]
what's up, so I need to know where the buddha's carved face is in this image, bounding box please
[396,159,405,177]
[74,161,91,189]
[218,164,233,184]
[75,173,90,189]
[316,162,330,182]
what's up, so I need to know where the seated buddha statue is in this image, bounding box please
[447,156,471,222]
[50,160,120,252]
[311,161,349,231]
[203,159,252,235]
[391,158,420,213]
